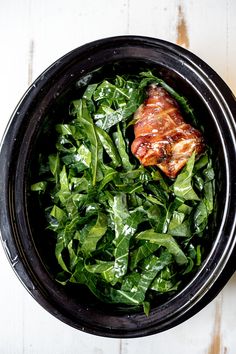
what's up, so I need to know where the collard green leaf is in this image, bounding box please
[96,125,121,167]
[116,181,143,194]
[136,230,188,265]
[85,260,114,274]
[107,199,147,283]
[146,204,167,233]
[121,272,141,292]
[105,255,168,305]
[168,210,191,237]
[68,239,80,271]
[193,200,208,234]
[195,153,209,170]
[56,166,79,216]
[31,181,47,193]
[204,181,214,213]
[151,270,180,293]
[196,245,202,266]
[81,212,107,254]
[50,205,66,224]
[97,168,117,193]
[55,124,76,136]
[56,136,77,154]
[108,193,134,281]
[91,79,143,132]
[130,242,160,271]
[70,260,107,302]
[77,144,91,168]
[107,288,141,305]
[72,99,101,185]
[95,107,124,131]
[83,83,98,100]
[113,124,134,171]
[168,220,191,237]
[173,152,200,201]
[162,197,183,233]
[59,165,69,192]
[49,153,60,183]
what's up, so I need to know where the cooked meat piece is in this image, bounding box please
[131,85,204,178]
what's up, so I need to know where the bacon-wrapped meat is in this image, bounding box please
[131,85,204,179]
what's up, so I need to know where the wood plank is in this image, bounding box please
[0,0,236,353]
[129,0,179,42]
[27,0,129,80]
[22,293,121,354]
[227,0,236,93]
[0,247,25,354]
[183,0,228,82]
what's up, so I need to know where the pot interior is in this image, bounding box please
[26,58,226,315]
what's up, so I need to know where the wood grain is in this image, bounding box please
[28,39,35,86]
[208,295,223,354]
[176,3,189,48]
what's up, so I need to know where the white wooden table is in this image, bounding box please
[0,1,236,353]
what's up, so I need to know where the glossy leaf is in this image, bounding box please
[136,230,188,265]
[96,125,121,167]
[173,152,200,201]
[81,212,108,254]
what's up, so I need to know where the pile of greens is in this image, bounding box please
[31,70,215,314]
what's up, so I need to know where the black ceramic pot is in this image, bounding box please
[0,36,236,338]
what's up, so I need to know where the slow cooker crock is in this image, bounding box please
[0,36,236,338]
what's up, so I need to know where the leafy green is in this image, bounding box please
[71,99,102,185]
[91,78,143,131]
[49,153,60,183]
[81,212,107,255]
[151,267,180,293]
[173,152,200,201]
[31,70,215,314]
[31,181,47,193]
[136,230,188,265]
[113,124,134,171]
[96,126,121,167]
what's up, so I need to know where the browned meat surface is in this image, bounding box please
[131,85,204,179]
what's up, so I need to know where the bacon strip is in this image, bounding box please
[131,85,204,179]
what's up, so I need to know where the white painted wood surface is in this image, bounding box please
[0,0,236,353]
